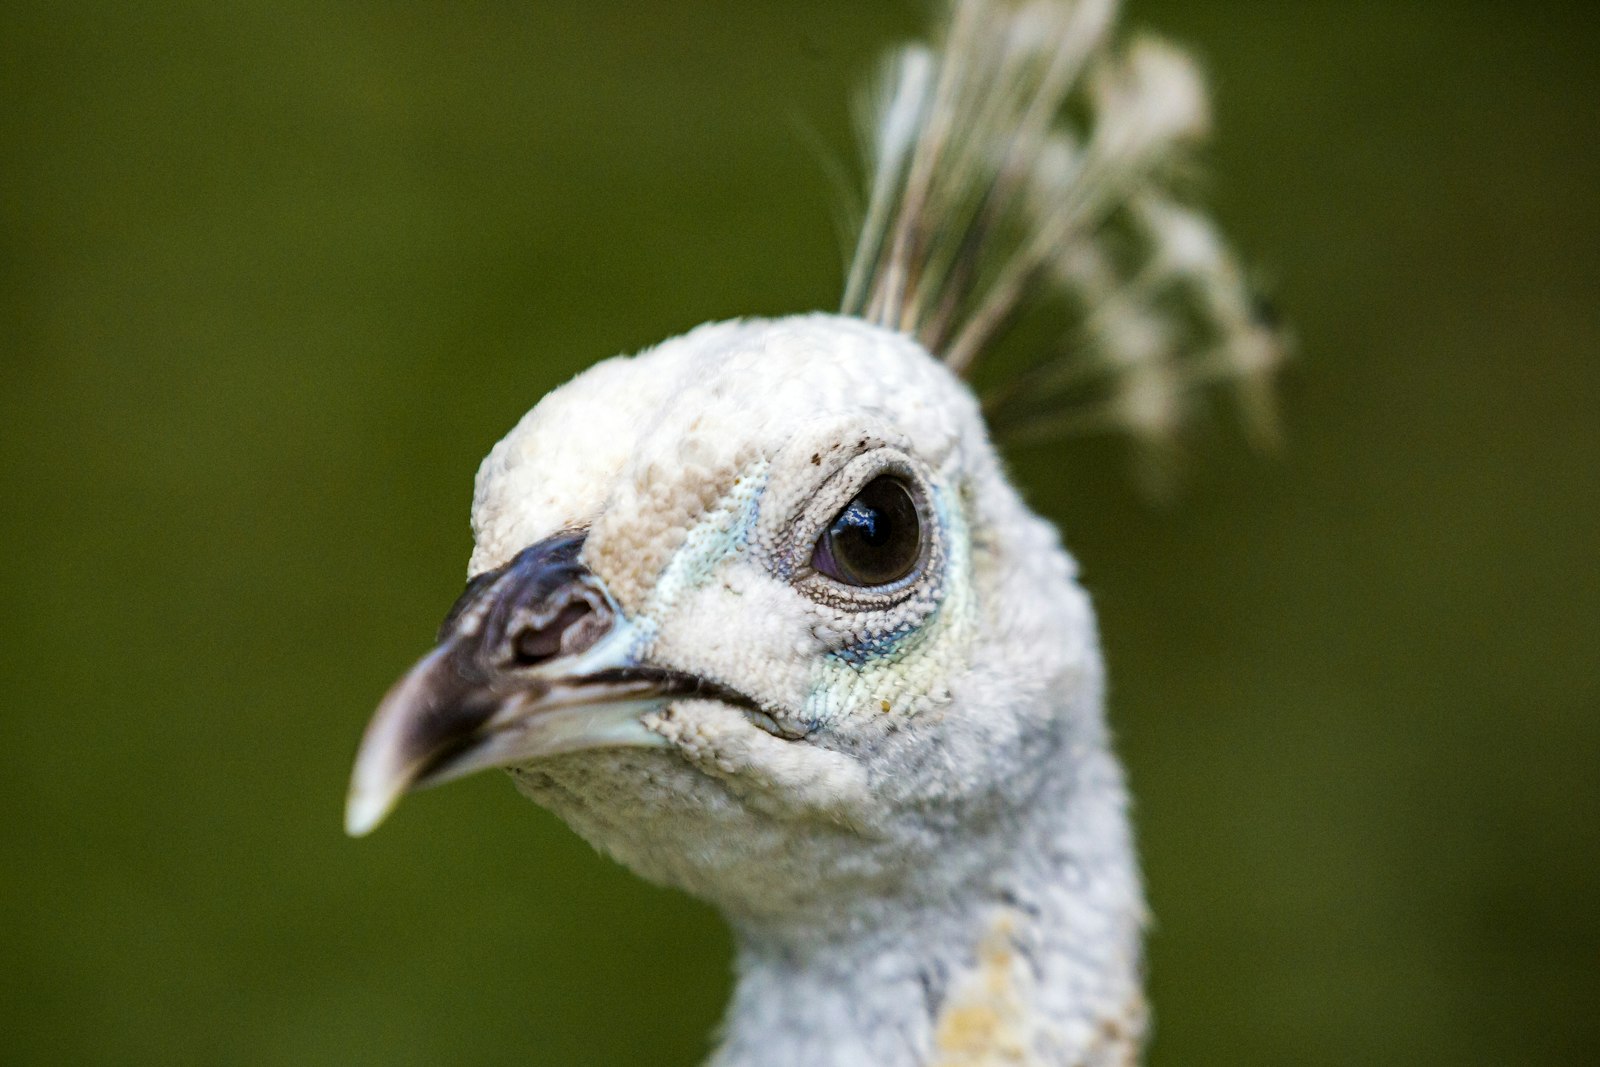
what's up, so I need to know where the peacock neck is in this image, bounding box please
[705,745,1147,1067]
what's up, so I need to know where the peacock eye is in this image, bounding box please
[811,475,923,588]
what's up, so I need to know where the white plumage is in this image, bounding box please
[347,2,1278,1064]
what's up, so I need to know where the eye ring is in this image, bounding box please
[810,475,925,589]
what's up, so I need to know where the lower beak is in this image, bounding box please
[345,532,698,837]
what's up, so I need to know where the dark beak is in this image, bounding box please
[345,532,738,836]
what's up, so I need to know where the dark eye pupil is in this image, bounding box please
[813,476,922,587]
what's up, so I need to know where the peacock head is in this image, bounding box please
[344,0,1280,931]
[345,315,1104,921]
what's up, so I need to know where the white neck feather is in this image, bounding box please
[708,739,1146,1067]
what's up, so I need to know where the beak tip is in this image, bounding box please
[344,786,397,838]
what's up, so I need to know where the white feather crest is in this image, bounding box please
[842,0,1284,478]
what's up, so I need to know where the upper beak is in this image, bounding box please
[344,532,738,837]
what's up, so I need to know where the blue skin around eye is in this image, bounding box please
[829,623,919,667]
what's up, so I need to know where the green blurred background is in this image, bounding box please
[3,1,1596,1064]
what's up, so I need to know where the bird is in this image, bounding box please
[345,1,1280,1064]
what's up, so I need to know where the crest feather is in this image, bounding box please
[841,0,1284,476]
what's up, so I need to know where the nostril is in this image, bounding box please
[510,600,595,666]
